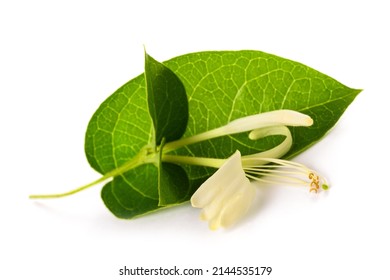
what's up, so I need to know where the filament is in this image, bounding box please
[243,157,328,192]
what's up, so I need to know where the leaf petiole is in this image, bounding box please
[29,174,112,199]
[29,145,158,199]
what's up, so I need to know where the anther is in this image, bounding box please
[309,187,318,193]
[308,172,320,193]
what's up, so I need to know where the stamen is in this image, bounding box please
[309,173,320,193]
[245,171,309,185]
[242,158,328,193]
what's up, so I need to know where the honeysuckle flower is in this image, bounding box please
[191,151,256,230]
[163,109,313,153]
[166,109,328,230]
[191,150,328,230]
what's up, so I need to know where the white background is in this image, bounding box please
[1,0,389,279]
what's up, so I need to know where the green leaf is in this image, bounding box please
[165,51,360,183]
[85,75,150,175]
[101,179,159,219]
[85,50,360,218]
[157,138,190,206]
[159,163,190,206]
[144,52,191,207]
[87,53,190,218]
[144,52,188,146]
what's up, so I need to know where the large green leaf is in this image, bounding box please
[85,50,360,218]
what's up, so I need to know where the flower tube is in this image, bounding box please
[163,110,313,153]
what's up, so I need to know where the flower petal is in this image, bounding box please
[243,125,292,166]
[205,179,255,230]
[224,110,313,134]
[164,110,312,153]
[199,175,245,221]
[219,181,256,228]
[191,150,258,230]
[191,150,243,208]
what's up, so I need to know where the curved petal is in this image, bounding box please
[204,179,255,230]
[199,175,246,220]
[191,151,242,208]
[223,110,313,134]
[191,150,257,230]
[164,110,312,152]
[242,125,292,166]
[219,181,256,228]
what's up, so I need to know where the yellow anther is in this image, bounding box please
[308,172,320,193]
[309,187,318,193]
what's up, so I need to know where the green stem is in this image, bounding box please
[29,146,156,199]
[29,174,112,199]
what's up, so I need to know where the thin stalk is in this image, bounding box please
[29,175,111,199]
[29,146,156,199]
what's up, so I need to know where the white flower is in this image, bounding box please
[163,110,313,153]
[183,110,328,230]
[191,150,328,230]
[191,151,256,230]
